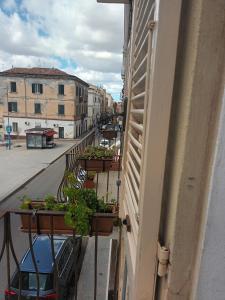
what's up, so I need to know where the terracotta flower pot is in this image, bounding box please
[91,213,118,236]
[19,201,118,236]
[20,213,74,234]
[83,179,95,189]
[78,158,113,172]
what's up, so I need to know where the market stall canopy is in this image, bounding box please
[25,128,57,136]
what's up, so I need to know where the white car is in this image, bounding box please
[99,139,110,148]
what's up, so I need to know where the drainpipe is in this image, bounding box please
[24,77,27,117]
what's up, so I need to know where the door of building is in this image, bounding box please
[58,127,64,139]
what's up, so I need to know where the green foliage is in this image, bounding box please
[87,171,96,180]
[78,146,115,160]
[19,173,116,236]
[20,196,32,209]
[64,200,93,235]
[44,194,56,210]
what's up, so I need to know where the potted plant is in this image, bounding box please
[19,195,72,234]
[19,184,118,236]
[102,129,117,140]
[77,146,115,172]
[83,171,96,189]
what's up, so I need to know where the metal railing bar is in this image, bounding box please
[94,220,98,300]
[0,213,7,262]
[96,173,99,197]
[6,213,11,292]
[73,230,78,300]
[8,213,22,299]
[28,215,40,299]
[106,171,110,202]
[50,216,59,298]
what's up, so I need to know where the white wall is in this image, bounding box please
[3,117,80,139]
[196,87,225,299]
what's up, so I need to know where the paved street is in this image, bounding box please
[0,139,75,202]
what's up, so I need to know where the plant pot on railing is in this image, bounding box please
[91,213,117,236]
[102,130,117,140]
[78,158,113,172]
[83,179,95,189]
[19,210,118,236]
[77,146,115,172]
[20,211,74,234]
[18,191,118,236]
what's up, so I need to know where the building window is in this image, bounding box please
[76,86,79,96]
[58,104,65,115]
[32,83,43,94]
[34,103,41,114]
[8,102,17,112]
[58,84,64,95]
[12,122,18,132]
[10,82,16,93]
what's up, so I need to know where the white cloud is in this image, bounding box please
[0,0,124,98]
[2,0,17,10]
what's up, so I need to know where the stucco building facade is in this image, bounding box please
[0,67,88,139]
[87,84,101,128]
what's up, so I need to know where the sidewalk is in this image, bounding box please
[0,140,75,202]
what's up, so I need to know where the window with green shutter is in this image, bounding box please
[58,104,64,115]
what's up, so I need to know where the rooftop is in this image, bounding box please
[0,67,89,86]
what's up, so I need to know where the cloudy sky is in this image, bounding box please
[0,0,124,100]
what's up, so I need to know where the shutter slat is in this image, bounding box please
[131,92,145,102]
[132,72,146,91]
[129,141,141,166]
[130,121,143,132]
[127,153,140,183]
[133,30,149,65]
[125,174,138,211]
[135,0,152,49]
[128,131,142,151]
[131,109,144,115]
[127,164,140,199]
[133,54,148,81]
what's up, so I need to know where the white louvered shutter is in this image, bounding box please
[123,0,156,260]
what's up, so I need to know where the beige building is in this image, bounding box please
[99,0,225,299]
[87,84,101,128]
[0,67,89,139]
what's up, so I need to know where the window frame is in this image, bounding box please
[58,104,65,115]
[58,84,64,95]
[34,103,41,114]
[8,102,17,112]
[12,122,18,132]
[10,82,17,93]
[32,83,43,94]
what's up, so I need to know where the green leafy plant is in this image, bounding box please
[20,196,32,209]
[19,174,116,236]
[44,194,56,210]
[78,146,115,160]
[87,171,96,180]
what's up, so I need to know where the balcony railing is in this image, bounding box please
[0,125,123,300]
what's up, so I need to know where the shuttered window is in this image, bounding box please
[123,0,155,248]
[32,83,43,94]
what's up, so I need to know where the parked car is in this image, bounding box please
[99,139,110,148]
[5,235,82,299]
